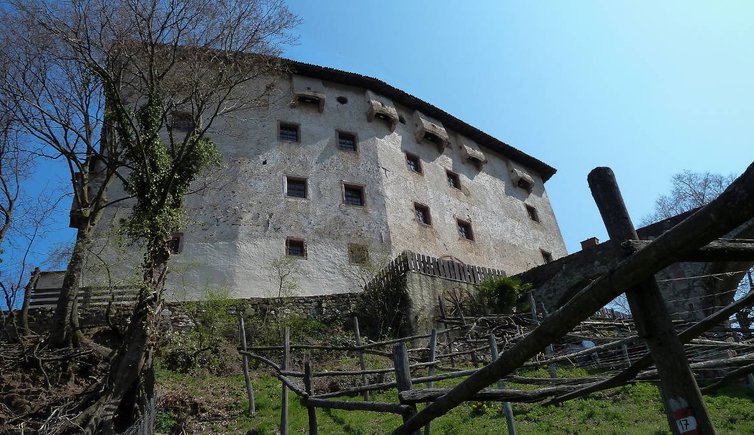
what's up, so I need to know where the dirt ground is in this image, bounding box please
[0,335,111,433]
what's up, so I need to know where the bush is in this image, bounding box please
[355,274,410,339]
[159,288,241,374]
[477,276,532,314]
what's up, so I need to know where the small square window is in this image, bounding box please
[279,122,299,142]
[423,131,441,143]
[343,184,365,206]
[414,203,432,226]
[168,233,183,254]
[286,238,307,258]
[541,250,553,264]
[286,176,307,199]
[517,178,533,191]
[348,244,369,264]
[446,170,461,189]
[457,219,474,241]
[405,153,423,174]
[525,204,540,222]
[338,131,357,151]
[297,95,321,106]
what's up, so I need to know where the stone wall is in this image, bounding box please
[17,292,363,338]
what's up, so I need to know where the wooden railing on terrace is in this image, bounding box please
[365,251,507,292]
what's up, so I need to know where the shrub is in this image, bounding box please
[477,276,533,314]
[159,288,241,374]
[355,273,410,339]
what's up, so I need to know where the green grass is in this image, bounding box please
[154,366,754,434]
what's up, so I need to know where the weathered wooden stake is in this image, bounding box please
[621,344,631,367]
[489,335,516,435]
[539,303,558,379]
[747,373,754,393]
[437,297,455,367]
[588,167,715,435]
[393,342,419,435]
[528,292,538,322]
[353,316,370,400]
[280,327,290,435]
[423,329,437,435]
[239,316,255,416]
[304,360,318,435]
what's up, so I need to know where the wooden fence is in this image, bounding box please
[237,291,754,434]
[365,251,507,293]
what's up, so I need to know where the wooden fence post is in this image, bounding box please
[589,167,714,435]
[423,329,437,435]
[452,299,478,366]
[304,360,318,435]
[622,344,631,367]
[280,327,290,435]
[238,316,255,416]
[354,316,369,400]
[437,297,455,368]
[393,342,418,435]
[528,292,538,322]
[489,335,516,435]
[540,303,558,379]
[529,295,557,378]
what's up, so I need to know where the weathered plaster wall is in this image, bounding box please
[377,106,567,273]
[405,272,480,333]
[82,70,567,301]
[164,77,395,299]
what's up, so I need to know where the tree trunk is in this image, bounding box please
[20,266,40,336]
[50,223,94,347]
[81,238,170,433]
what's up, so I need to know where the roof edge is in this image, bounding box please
[283,59,557,182]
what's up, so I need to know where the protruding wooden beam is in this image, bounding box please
[588,167,714,435]
[627,239,754,262]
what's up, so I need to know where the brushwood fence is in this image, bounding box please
[237,293,754,435]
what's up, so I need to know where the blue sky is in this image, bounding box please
[5,1,753,285]
[283,1,753,252]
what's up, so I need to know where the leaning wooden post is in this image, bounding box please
[489,335,516,435]
[453,299,478,366]
[304,360,318,435]
[21,267,41,336]
[529,294,556,378]
[393,342,418,435]
[280,327,290,435]
[353,316,369,400]
[539,303,558,379]
[239,316,256,416]
[528,292,538,321]
[423,329,438,435]
[622,344,632,368]
[589,167,715,435]
[437,297,455,367]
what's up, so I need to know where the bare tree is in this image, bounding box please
[1,188,62,342]
[0,115,22,247]
[0,7,125,348]
[0,101,64,341]
[611,170,754,320]
[2,0,299,431]
[641,170,736,225]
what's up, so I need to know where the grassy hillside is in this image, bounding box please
[154,365,754,434]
